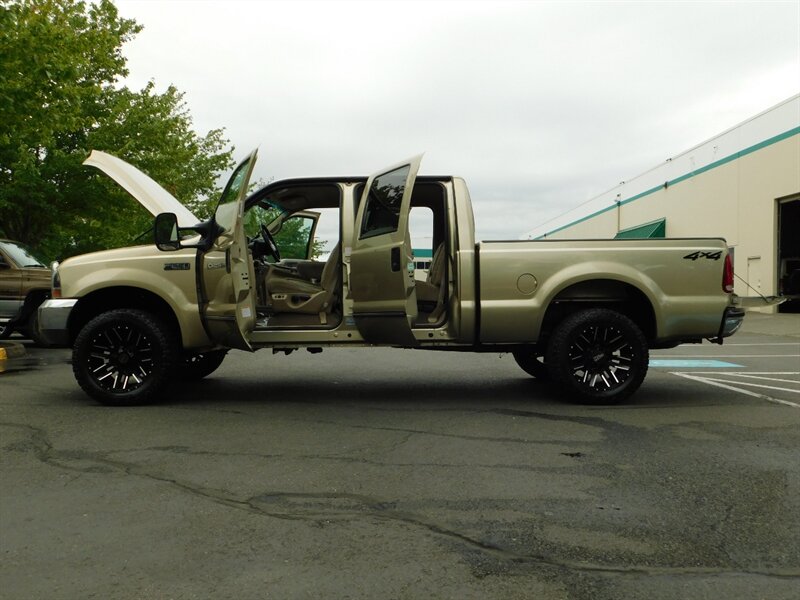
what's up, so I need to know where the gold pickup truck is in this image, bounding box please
[38,151,745,406]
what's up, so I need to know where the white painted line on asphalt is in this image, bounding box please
[695,377,799,394]
[672,372,799,375]
[725,343,800,346]
[724,373,800,384]
[671,372,800,409]
[652,354,800,358]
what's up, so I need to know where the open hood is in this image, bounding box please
[84,151,200,228]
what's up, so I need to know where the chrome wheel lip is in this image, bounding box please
[85,323,154,393]
[567,324,634,392]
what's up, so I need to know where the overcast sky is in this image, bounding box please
[114,0,800,242]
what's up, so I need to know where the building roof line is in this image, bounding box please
[526,94,800,239]
[532,125,800,239]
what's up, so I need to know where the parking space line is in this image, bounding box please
[675,372,799,375]
[694,377,799,394]
[671,372,800,409]
[725,343,800,346]
[652,354,799,358]
[723,373,800,384]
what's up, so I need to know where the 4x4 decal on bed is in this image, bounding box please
[683,251,722,261]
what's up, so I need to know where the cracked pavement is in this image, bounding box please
[1,344,799,599]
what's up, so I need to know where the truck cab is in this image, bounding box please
[156,153,474,352]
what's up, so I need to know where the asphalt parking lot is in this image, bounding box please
[1,313,799,599]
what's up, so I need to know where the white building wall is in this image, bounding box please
[523,95,800,311]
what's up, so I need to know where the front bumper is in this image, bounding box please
[37,298,77,347]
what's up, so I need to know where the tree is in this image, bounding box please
[0,0,234,260]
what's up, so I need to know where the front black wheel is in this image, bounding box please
[72,309,178,406]
[512,348,550,381]
[545,308,648,404]
[178,349,227,381]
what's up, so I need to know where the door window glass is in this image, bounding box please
[359,165,409,239]
[214,157,253,232]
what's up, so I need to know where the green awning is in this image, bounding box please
[615,218,666,239]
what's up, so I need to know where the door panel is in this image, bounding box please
[200,151,258,350]
[350,155,422,345]
[0,256,22,304]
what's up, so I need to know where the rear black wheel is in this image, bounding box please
[178,349,227,380]
[546,308,648,404]
[73,309,178,406]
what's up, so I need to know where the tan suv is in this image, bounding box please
[0,239,51,343]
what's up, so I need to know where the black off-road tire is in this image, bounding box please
[511,348,551,381]
[72,309,178,406]
[545,308,649,404]
[26,309,46,347]
[178,349,227,381]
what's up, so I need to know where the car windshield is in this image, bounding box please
[0,240,47,268]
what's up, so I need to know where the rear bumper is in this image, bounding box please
[37,298,77,347]
[718,306,745,339]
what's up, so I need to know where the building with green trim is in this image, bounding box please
[523,95,800,312]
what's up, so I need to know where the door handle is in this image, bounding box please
[391,247,401,272]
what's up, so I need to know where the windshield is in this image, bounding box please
[0,240,47,268]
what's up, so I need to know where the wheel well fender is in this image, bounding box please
[68,287,182,345]
[540,279,657,343]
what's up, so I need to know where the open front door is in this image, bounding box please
[350,155,422,345]
[201,150,258,350]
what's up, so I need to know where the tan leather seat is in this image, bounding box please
[267,243,341,315]
[416,243,446,303]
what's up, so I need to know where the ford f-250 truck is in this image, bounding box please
[38,150,745,406]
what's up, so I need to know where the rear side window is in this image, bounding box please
[359,165,409,239]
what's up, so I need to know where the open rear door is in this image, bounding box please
[201,150,258,350]
[350,155,422,345]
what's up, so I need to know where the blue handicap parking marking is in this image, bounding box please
[649,359,743,368]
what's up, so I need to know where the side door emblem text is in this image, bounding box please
[164,263,190,271]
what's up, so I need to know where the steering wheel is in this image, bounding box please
[260,224,280,262]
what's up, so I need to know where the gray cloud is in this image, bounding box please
[115,0,799,239]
